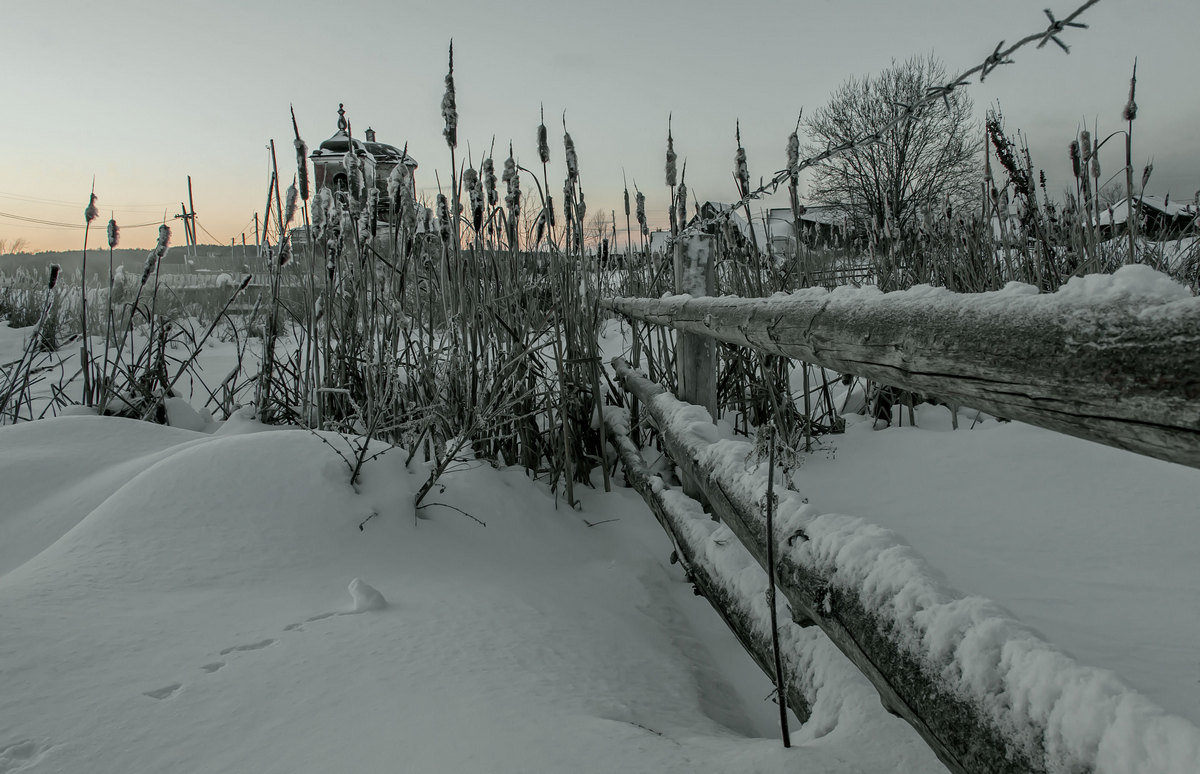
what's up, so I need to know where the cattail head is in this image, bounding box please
[48,263,60,289]
[464,166,483,232]
[1079,130,1092,163]
[786,129,800,186]
[84,193,99,224]
[278,236,292,267]
[624,186,630,218]
[734,122,749,195]
[502,149,520,218]
[1091,154,1100,182]
[107,218,119,248]
[1141,162,1154,190]
[140,252,157,286]
[343,150,363,198]
[676,181,687,229]
[436,193,451,242]
[387,163,403,203]
[563,126,579,182]
[545,194,555,229]
[1123,60,1138,122]
[284,183,298,228]
[155,223,171,251]
[577,189,586,225]
[294,138,310,201]
[635,190,647,233]
[537,105,550,164]
[291,105,310,201]
[1069,140,1081,179]
[482,156,497,207]
[665,116,677,188]
[441,41,458,150]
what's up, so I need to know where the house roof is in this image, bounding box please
[767,205,849,227]
[1098,195,1198,227]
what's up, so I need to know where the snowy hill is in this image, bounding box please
[0,414,943,773]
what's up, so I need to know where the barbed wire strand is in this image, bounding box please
[675,0,1102,243]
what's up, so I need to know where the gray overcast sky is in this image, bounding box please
[2,0,1197,251]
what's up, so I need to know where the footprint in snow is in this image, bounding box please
[144,579,389,700]
[280,580,387,631]
[218,639,276,656]
[0,739,50,773]
[143,683,182,700]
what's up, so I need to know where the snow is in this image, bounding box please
[635,264,1196,316]
[4,291,1198,772]
[0,414,941,774]
[799,409,1200,724]
[639,384,1200,773]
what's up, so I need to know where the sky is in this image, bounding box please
[2,0,1197,253]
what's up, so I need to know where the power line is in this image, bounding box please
[0,190,176,211]
[0,210,165,230]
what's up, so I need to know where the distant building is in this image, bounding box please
[764,205,848,253]
[309,104,417,220]
[1097,195,1199,240]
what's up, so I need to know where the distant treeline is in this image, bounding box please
[0,244,255,278]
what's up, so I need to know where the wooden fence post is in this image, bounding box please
[673,234,717,420]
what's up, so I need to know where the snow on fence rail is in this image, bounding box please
[603,264,1200,470]
[608,357,1200,774]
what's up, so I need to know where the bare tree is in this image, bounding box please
[0,238,29,255]
[586,210,611,251]
[805,55,981,235]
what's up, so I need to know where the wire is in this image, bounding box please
[196,219,225,244]
[0,210,166,230]
[675,0,1102,243]
[0,190,176,211]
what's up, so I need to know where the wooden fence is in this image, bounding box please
[599,238,1200,773]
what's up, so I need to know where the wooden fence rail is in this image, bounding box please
[609,356,1200,774]
[603,275,1200,469]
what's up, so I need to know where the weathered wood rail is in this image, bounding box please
[608,356,1200,774]
[612,358,1022,773]
[604,273,1200,469]
[604,417,813,723]
[599,262,1200,773]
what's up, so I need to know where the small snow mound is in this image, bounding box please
[1054,265,1192,305]
[58,405,100,417]
[163,398,212,432]
[348,578,387,612]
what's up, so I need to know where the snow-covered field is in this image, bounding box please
[2,312,1198,773]
[799,408,1200,724]
[0,414,940,773]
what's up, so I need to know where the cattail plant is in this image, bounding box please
[665,115,677,189]
[563,126,579,182]
[442,42,458,150]
[464,166,483,235]
[284,182,299,229]
[292,106,310,202]
[1122,59,1139,261]
[482,156,497,208]
[0,264,63,421]
[80,188,100,405]
[530,105,554,240]
[503,148,520,248]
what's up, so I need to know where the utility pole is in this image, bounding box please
[187,176,198,264]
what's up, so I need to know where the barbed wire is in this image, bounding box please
[676,0,1102,242]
